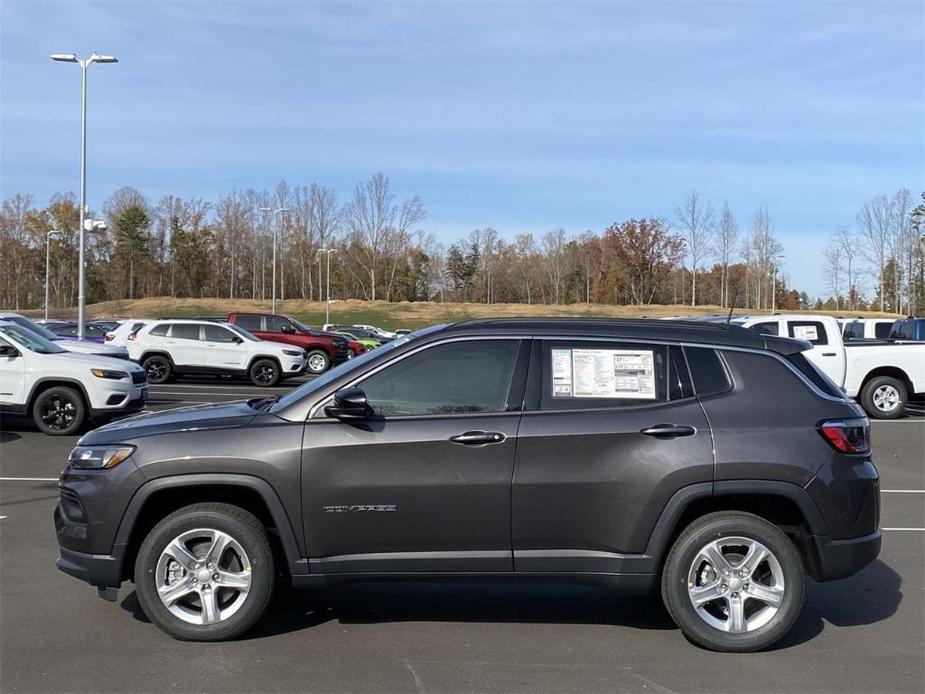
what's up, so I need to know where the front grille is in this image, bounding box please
[131,371,148,385]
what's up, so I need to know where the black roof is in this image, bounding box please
[440,317,806,355]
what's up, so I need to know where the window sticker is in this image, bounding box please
[552,348,656,399]
[551,348,573,397]
[792,324,819,341]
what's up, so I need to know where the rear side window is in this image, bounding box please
[684,347,731,397]
[874,322,893,339]
[787,321,828,345]
[235,315,261,331]
[148,323,169,337]
[786,352,843,397]
[170,324,201,340]
[843,321,863,339]
[540,341,668,410]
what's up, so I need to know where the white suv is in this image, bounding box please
[127,320,307,387]
[0,321,148,435]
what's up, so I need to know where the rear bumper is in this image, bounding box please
[811,530,881,582]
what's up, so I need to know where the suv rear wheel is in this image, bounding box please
[142,355,173,384]
[134,503,275,641]
[305,349,330,374]
[32,385,85,435]
[661,511,804,652]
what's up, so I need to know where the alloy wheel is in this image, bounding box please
[154,528,252,626]
[686,536,785,633]
[308,354,327,372]
[39,395,76,431]
[872,384,900,413]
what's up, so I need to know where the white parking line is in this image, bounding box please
[0,515,7,520]
[0,477,58,482]
[882,527,925,531]
[882,490,925,493]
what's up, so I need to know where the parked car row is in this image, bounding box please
[840,316,925,342]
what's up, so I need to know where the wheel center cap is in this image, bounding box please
[728,577,743,592]
[196,568,212,583]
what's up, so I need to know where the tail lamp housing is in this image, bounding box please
[818,418,871,454]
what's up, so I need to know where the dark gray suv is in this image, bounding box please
[55,319,880,651]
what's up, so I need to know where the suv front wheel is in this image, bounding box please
[661,511,804,652]
[134,503,275,641]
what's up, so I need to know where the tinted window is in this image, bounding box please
[874,322,893,339]
[360,340,520,416]
[685,347,731,397]
[787,321,828,345]
[51,324,78,337]
[234,315,261,331]
[843,321,864,339]
[148,323,169,337]
[203,324,236,343]
[170,324,201,340]
[540,341,667,410]
[265,316,289,332]
[669,345,694,400]
[786,352,843,398]
[749,321,779,336]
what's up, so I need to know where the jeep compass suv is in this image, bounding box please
[55,319,880,651]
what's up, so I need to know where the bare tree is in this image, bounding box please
[823,242,844,309]
[833,228,858,310]
[542,228,567,304]
[717,202,738,308]
[857,194,893,311]
[675,190,715,306]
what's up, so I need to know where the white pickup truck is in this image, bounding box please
[726,314,925,418]
[0,320,148,435]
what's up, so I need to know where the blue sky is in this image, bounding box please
[1,1,923,297]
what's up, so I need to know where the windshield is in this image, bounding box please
[4,315,62,341]
[270,323,447,412]
[225,323,260,342]
[0,324,67,354]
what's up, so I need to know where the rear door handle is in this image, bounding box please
[640,424,696,438]
[450,431,506,446]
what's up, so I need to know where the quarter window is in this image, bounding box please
[684,347,731,397]
[749,322,779,336]
[359,340,520,417]
[148,323,170,337]
[540,341,668,410]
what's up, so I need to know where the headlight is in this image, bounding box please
[91,368,128,380]
[283,349,303,356]
[68,445,135,469]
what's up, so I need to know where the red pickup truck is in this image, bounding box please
[226,313,359,374]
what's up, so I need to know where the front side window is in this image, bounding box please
[788,321,828,345]
[265,316,289,332]
[359,340,520,417]
[52,324,78,337]
[749,321,779,336]
[540,341,668,410]
[203,324,236,343]
[170,324,201,341]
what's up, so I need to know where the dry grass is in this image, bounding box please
[26,297,902,330]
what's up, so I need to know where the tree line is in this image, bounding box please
[1,173,921,314]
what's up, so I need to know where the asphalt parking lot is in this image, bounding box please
[1,380,923,693]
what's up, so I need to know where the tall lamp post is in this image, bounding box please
[50,51,118,340]
[317,248,336,326]
[259,207,289,313]
[45,230,62,321]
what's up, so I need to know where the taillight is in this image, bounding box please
[127,332,138,341]
[818,418,871,454]
[104,333,113,342]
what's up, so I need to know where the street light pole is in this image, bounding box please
[260,207,289,313]
[45,230,62,321]
[318,248,336,326]
[51,51,117,340]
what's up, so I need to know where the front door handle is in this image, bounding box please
[450,431,506,446]
[821,352,836,357]
[640,424,696,438]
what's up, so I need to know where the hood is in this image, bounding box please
[41,350,145,373]
[80,400,259,443]
[58,340,129,358]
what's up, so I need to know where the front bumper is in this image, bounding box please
[811,530,882,581]
[56,545,123,589]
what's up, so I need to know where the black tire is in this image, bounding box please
[32,385,86,436]
[249,358,281,387]
[860,375,907,420]
[305,349,331,375]
[142,355,173,384]
[661,511,804,652]
[134,503,275,641]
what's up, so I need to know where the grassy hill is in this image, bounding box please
[26,297,902,331]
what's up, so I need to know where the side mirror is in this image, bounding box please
[0,344,20,358]
[325,386,370,421]
[231,335,243,344]
[281,323,295,334]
